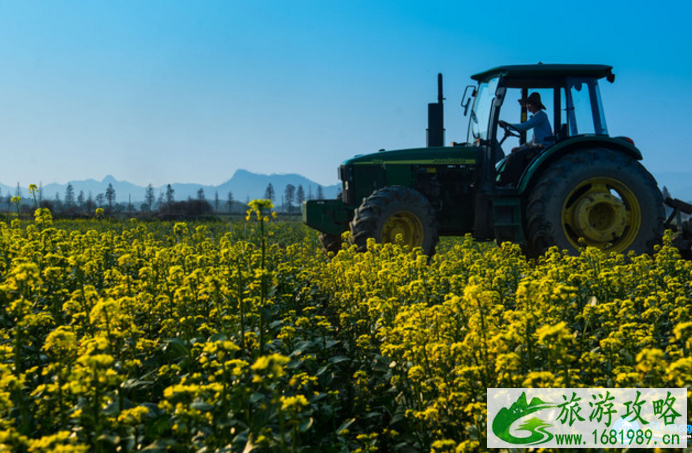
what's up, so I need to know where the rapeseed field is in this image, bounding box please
[0,203,690,452]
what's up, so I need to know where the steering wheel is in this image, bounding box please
[498,120,520,145]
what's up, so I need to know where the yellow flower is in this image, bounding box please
[251,353,290,379]
[280,394,309,411]
[246,198,274,221]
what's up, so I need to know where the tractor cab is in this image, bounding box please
[465,64,616,188]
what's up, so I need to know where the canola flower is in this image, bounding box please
[0,204,689,452]
[10,197,21,219]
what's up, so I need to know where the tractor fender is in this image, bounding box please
[516,136,643,194]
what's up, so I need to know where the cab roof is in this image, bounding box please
[471,64,614,83]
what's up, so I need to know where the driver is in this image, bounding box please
[500,92,552,152]
[498,92,552,184]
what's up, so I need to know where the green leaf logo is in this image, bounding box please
[491,392,557,445]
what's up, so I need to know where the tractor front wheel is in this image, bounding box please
[526,149,664,256]
[349,186,439,255]
[319,232,342,256]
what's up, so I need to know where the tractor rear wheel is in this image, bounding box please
[349,186,439,255]
[526,149,664,256]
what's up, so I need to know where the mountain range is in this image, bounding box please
[2,169,690,209]
[0,170,340,207]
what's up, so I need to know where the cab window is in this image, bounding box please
[468,77,499,143]
[565,78,608,136]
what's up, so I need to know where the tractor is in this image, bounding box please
[303,64,692,257]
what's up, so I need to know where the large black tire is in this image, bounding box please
[526,149,664,257]
[349,186,439,255]
[319,232,342,256]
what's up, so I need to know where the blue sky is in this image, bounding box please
[1,0,691,189]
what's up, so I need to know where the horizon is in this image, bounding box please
[0,168,341,206]
[0,168,339,190]
[3,167,692,207]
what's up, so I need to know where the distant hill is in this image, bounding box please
[3,169,689,210]
[0,170,340,209]
[215,170,339,202]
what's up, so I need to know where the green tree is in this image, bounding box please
[284,184,296,213]
[84,192,96,212]
[296,184,305,207]
[145,184,156,211]
[54,192,63,213]
[264,183,275,202]
[77,190,85,211]
[165,184,175,207]
[105,183,116,209]
[65,183,75,208]
[227,191,234,214]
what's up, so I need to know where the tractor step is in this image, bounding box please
[492,196,525,243]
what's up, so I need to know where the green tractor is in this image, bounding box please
[303,64,691,257]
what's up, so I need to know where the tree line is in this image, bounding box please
[2,181,328,217]
[263,183,325,214]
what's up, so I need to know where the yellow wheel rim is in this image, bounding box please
[562,177,641,252]
[381,211,424,247]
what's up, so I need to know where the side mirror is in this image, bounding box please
[461,85,477,116]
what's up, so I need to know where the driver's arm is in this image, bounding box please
[508,115,542,132]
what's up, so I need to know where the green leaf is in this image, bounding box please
[96,434,120,446]
[299,417,314,432]
[121,378,153,390]
[141,439,184,452]
[191,401,214,411]
[328,355,349,365]
[336,418,356,435]
[144,415,172,438]
[163,338,189,359]
[209,332,228,342]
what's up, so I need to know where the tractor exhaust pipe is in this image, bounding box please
[426,73,445,147]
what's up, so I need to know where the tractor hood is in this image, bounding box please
[342,146,477,166]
